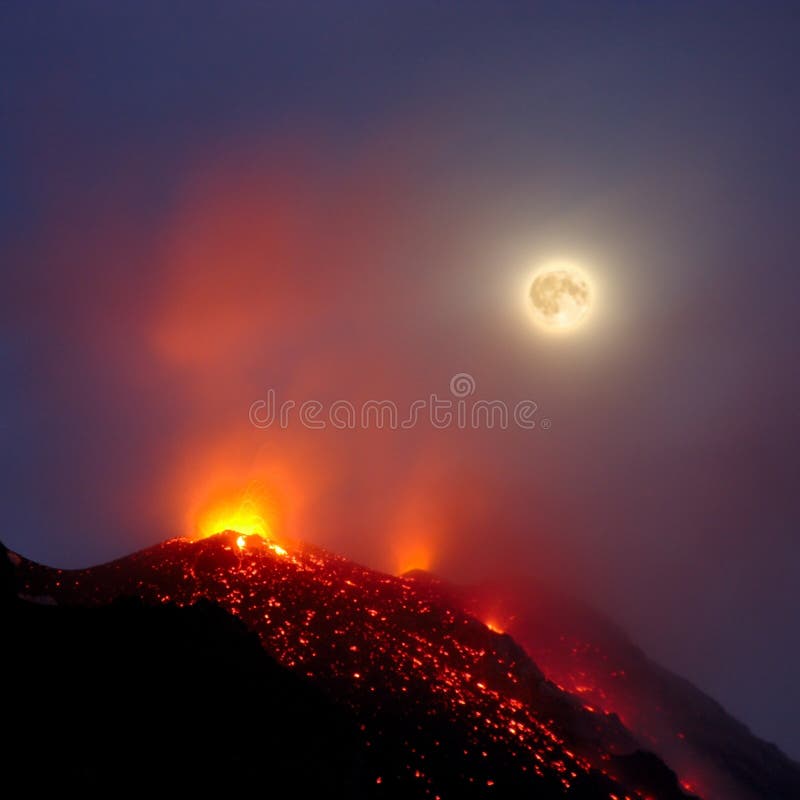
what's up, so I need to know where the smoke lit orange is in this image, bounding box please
[195,485,273,541]
[395,540,433,575]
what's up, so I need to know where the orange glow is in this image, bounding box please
[485,620,504,634]
[195,487,272,541]
[192,484,293,559]
[395,540,433,575]
[236,533,288,557]
[391,483,442,576]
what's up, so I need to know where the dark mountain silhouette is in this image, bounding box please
[7,532,701,798]
[402,570,800,800]
[3,556,366,794]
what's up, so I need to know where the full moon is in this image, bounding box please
[528,264,593,332]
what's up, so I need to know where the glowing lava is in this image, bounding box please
[195,486,290,558]
[16,532,699,800]
[268,541,288,557]
[236,532,288,556]
[195,486,273,541]
[197,500,269,539]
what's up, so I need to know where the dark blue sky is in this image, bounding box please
[2,1,799,758]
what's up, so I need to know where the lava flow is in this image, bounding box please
[400,574,800,800]
[16,530,697,800]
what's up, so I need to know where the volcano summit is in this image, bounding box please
[5,531,797,798]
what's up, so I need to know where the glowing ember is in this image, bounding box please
[485,620,504,634]
[234,532,287,556]
[16,533,698,800]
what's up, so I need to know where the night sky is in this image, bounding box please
[2,2,799,758]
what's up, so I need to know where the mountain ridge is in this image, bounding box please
[4,532,714,798]
[402,569,800,800]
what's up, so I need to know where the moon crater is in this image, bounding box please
[528,267,592,331]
